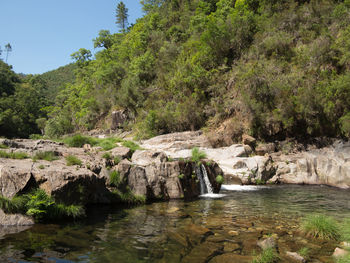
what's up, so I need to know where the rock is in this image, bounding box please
[228,230,239,236]
[32,162,110,205]
[256,143,276,156]
[286,251,306,262]
[332,247,349,258]
[209,254,253,263]
[110,146,132,160]
[257,237,276,250]
[242,134,256,148]
[277,141,350,188]
[182,242,223,263]
[111,110,128,130]
[0,209,34,226]
[0,159,33,198]
[223,242,240,252]
[131,150,167,166]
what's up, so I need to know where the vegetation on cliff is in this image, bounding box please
[1,0,350,142]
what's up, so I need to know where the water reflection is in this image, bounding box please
[0,185,349,262]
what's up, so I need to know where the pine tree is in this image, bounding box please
[116,1,128,32]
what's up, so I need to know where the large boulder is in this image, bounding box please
[111,110,128,130]
[275,140,350,188]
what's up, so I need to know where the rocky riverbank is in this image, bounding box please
[0,137,222,226]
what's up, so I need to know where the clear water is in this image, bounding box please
[0,185,349,263]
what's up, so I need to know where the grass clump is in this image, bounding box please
[65,155,82,166]
[102,152,112,160]
[253,248,279,263]
[0,143,8,149]
[32,151,59,162]
[337,254,350,263]
[0,150,29,159]
[63,134,97,148]
[340,219,350,242]
[298,247,310,259]
[301,214,340,240]
[109,170,121,187]
[122,140,141,153]
[216,175,224,184]
[191,147,207,163]
[114,156,121,165]
[111,189,146,205]
[39,165,45,169]
[256,179,266,185]
[0,189,85,222]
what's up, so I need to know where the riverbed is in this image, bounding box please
[0,185,349,262]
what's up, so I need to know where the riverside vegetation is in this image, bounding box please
[0,0,350,143]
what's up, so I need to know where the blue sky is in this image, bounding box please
[0,1,143,74]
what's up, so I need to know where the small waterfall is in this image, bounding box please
[196,166,207,195]
[201,164,213,194]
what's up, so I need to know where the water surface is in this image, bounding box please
[0,185,349,262]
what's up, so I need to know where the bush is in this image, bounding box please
[191,147,207,163]
[216,175,224,184]
[29,134,43,140]
[32,151,59,162]
[253,248,279,263]
[301,215,340,240]
[63,134,97,148]
[0,150,29,159]
[65,155,82,166]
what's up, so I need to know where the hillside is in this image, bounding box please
[1,0,350,141]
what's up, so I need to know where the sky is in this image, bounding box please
[0,0,143,75]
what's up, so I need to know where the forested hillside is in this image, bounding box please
[0,62,75,138]
[2,0,350,141]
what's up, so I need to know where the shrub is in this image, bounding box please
[178,174,185,179]
[0,150,29,159]
[301,215,340,240]
[65,155,82,166]
[253,248,279,263]
[32,151,59,162]
[110,170,121,187]
[29,134,43,140]
[191,147,207,163]
[216,175,224,184]
[63,134,97,148]
[122,140,141,153]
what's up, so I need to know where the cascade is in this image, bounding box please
[196,166,207,195]
[201,164,213,194]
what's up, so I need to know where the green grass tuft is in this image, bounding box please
[111,189,146,205]
[337,253,350,263]
[114,156,121,165]
[253,248,279,263]
[110,170,121,187]
[63,134,97,148]
[39,165,45,169]
[0,144,8,149]
[216,175,224,184]
[298,247,310,258]
[122,140,141,153]
[65,155,82,166]
[32,151,59,162]
[0,150,29,159]
[191,147,207,163]
[301,214,340,240]
[102,152,113,160]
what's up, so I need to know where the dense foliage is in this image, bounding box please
[0,61,75,138]
[2,0,350,141]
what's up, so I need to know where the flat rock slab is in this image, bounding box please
[0,209,34,226]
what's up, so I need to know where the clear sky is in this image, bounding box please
[0,1,143,75]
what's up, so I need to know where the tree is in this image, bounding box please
[5,43,12,63]
[116,1,128,32]
[140,0,164,13]
[70,48,92,67]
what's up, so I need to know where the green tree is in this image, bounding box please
[116,1,129,32]
[5,43,12,63]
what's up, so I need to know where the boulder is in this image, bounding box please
[286,251,306,262]
[111,110,128,130]
[131,150,167,166]
[0,209,34,226]
[257,237,276,250]
[242,134,256,148]
[256,143,276,156]
[110,146,132,160]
